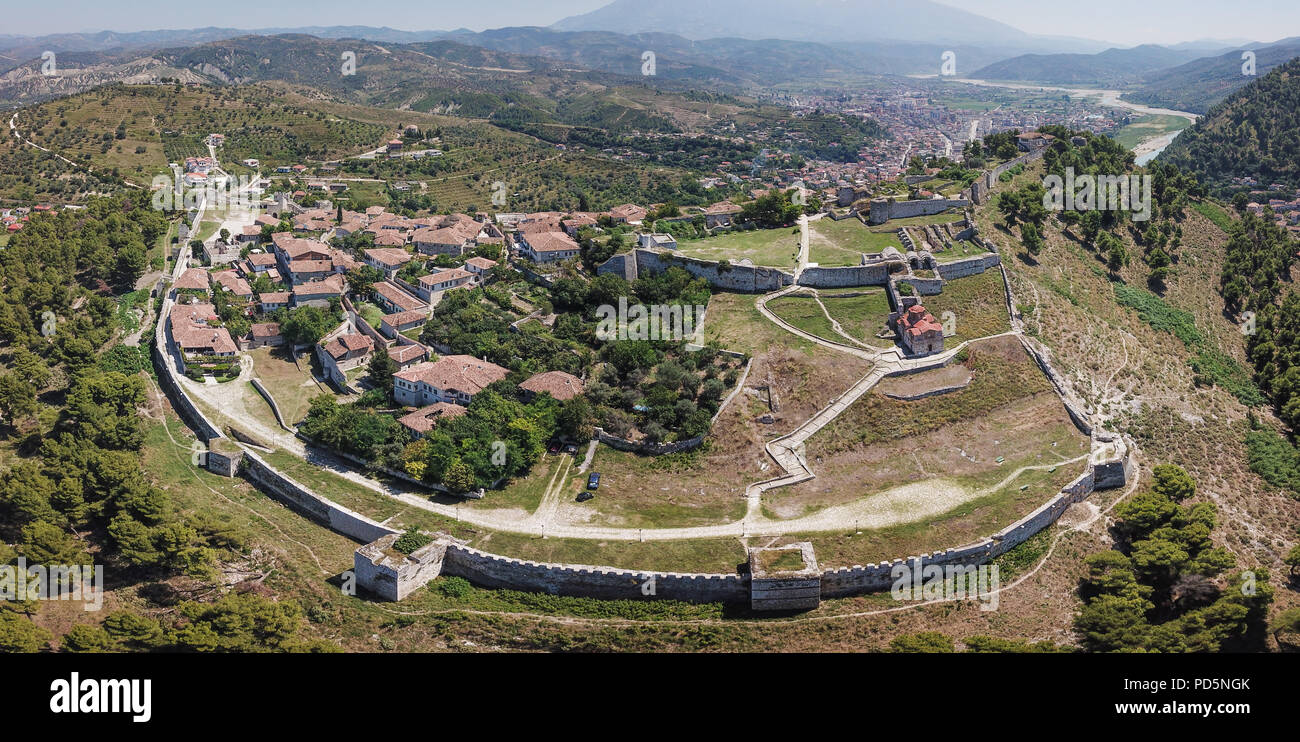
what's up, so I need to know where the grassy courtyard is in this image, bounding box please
[912,270,1011,345]
[808,217,904,266]
[675,227,801,267]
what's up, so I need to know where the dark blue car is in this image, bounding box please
[587,472,601,490]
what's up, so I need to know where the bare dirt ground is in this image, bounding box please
[876,364,972,398]
[772,393,1090,518]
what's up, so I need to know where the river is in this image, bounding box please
[939,78,1200,165]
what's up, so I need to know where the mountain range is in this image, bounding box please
[0,1,1296,120]
[549,0,1107,52]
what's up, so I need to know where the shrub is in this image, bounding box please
[434,576,472,599]
[392,527,431,555]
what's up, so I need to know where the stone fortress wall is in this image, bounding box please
[350,431,1128,606]
[634,249,795,293]
[867,197,971,225]
[965,147,1048,205]
[158,256,1132,609]
[147,151,1135,612]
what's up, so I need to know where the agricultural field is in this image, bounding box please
[1110,114,1191,150]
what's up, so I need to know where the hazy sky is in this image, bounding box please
[1,0,1296,47]
[941,0,1299,46]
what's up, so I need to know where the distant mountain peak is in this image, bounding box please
[554,0,1031,46]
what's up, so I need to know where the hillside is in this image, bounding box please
[967,45,1215,86]
[973,152,1300,639]
[1158,57,1300,191]
[1126,38,1300,114]
[3,82,728,212]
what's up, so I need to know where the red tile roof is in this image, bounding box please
[395,355,508,395]
[398,402,467,433]
[519,371,584,401]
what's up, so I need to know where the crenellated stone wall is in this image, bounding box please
[241,449,399,543]
[867,197,970,225]
[441,544,750,603]
[935,253,1001,281]
[797,263,892,288]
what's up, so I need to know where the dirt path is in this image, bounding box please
[528,455,576,531]
[144,378,332,575]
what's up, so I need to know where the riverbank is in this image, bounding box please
[926,76,1199,162]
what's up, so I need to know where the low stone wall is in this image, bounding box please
[595,428,704,455]
[249,377,291,431]
[516,262,555,288]
[881,382,970,401]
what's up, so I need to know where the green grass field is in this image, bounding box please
[913,270,1011,345]
[820,291,895,347]
[1110,114,1191,151]
[767,294,839,342]
[934,240,991,263]
[808,217,903,266]
[675,227,801,267]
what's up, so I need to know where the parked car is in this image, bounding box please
[576,491,594,503]
[564,444,577,455]
[587,472,601,490]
